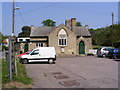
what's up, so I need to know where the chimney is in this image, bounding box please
[85,25,89,29]
[71,18,76,33]
[65,19,71,29]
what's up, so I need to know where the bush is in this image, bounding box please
[87,53,94,56]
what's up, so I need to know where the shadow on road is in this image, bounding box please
[113,59,120,62]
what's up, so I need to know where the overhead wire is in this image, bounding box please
[15,0,27,25]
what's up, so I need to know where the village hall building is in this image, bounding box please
[17,18,92,56]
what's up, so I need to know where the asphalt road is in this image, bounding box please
[25,56,119,88]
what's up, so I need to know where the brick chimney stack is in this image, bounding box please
[71,18,76,33]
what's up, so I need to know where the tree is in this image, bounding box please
[0,32,4,44]
[76,22,82,26]
[41,19,56,26]
[18,26,31,37]
[91,24,120,46]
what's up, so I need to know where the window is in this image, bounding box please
[58,29,67,46]
[19,39,23,42]
[36,43,43,47]
[30,49,39,55]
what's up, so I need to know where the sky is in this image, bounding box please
[1,0,119,36]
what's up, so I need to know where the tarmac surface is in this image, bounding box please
[25,56,119,88]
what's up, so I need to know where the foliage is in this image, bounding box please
[2,59,32,85]
[89,24,120,46]
[87,53,94,56]
[41,19,56,26]
[76,22,82,26]
[2,45,8,51]
[0,32,4,44]
[2,59,9,84]
[18,26,31,37]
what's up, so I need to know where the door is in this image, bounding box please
[79,41,85,54]
[24,43,28,52]
[28,49,48,62]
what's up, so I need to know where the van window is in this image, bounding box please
[30,49,39,55]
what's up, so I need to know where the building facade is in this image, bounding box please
[18,18,92,56]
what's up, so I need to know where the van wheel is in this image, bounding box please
[102,54,106,58]
[48,59,54,64]
[22,59,28,64]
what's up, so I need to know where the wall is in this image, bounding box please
[77,36,92,55]
[49,24,77,56]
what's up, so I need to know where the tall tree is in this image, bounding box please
[41,19,56,26]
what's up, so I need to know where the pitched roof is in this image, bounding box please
[30,26,91,37]
[30,26,56,37]
[76,27,91,36]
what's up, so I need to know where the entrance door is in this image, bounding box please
[24,43,28,52]
[79,41,85,54]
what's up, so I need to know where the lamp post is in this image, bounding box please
[12,0,20,36]
[9,0,20,81]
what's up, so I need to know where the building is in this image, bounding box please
[18,18,92,56]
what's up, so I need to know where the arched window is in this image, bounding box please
[58,29,67,46]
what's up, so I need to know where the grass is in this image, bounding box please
[2,58,33,88]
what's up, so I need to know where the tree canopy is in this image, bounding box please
[89,24,120,47]
[18,26,31,37]
[41,19,56,26]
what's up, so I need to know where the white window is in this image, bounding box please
[37,43,43,47]
[58,29,67,46]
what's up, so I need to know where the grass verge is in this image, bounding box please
[2,58,33,88]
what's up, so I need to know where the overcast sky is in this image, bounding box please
[1,0,119,36]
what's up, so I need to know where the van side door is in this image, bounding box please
[29,49,40,61]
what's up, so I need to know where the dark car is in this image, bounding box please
[108,49,120,59]
[114,49,120,59]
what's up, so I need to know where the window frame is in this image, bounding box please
[58,29,67,46]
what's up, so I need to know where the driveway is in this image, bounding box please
[25,56,118,88]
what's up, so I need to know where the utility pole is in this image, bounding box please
[12,0,14,37]
[12,0,19,76]
[8,0,14,82]
[112,12,114,25]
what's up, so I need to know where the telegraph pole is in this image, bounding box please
[112,12,114,25]
[12,0,14,36]
[8,0,14,82]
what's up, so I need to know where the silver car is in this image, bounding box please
[97,47,114,58]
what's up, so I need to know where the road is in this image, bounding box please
[25,56,119,88]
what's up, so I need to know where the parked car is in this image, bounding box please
[114,49,120,59]
[97,47,114,58]
[19,47,56,64]
[17,50,33,58]
[108,48,120,59]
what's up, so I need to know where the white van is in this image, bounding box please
[19,47,56,64]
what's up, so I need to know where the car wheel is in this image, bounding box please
[48,59,54,64]
[102,54,106,58]
[22,59,28,64]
